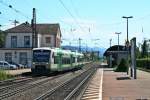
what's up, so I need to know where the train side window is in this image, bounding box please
[54,56,59,64]
[73,57,75,63]
[62,58,67,64]
[77,57,80,62]
[68,58,71,64]
[62,57,71,64]
[62,58,65,64]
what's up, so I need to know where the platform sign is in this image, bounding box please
[130,37,136,79]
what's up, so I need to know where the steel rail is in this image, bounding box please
[0,76,46,94]
[0,75,62,99]
[64,69,96,100]
[35,68,96,100]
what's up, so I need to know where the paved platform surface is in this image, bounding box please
[5,68,31,76]
[103,69,150,100]
[81,68,103,100]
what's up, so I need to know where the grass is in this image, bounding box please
[0,69,13,81]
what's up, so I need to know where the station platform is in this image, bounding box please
[5,68,31,76]
[81,68,103,100]
[81,66,150,100]
[103,69,150,100]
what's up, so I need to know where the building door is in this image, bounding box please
[19,52,27,65]
[5,52,12,62]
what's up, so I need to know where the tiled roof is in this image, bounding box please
[5,22,60,34]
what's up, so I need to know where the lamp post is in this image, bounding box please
[122,16,133,75]
[122,16,133,47]
[115,32,121,64]
[115,32,121,51]
[110,39,112,47]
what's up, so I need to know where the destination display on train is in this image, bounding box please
[33,50,50,62]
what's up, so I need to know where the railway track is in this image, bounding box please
[0,62,92,88]
[0,62,99,100]
[0,76,30,87]
[0,76,47,94]
[0,74,63,99]
[35,67,97,100]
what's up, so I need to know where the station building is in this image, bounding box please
[0,22,61,67]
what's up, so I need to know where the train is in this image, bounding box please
[31,47,85,74]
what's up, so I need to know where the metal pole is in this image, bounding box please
[69,42,71,47]
[127,18,128,43]
[115,32,121,64]
[122,16,133,46]
[110,39,112,47]
[32,8,36,48]
[115,32,121,51]
[118,34,119,51]
[79,38,81,52]
[122,16,133,75]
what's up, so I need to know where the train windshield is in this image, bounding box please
[33,50,51,62]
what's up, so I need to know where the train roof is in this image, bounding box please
[33,47,83,56]
[33,47,52,50]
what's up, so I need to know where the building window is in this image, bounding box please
[45,37,51,44]
[5,53,12,62]
[24,36,30,47]
[19,52,27,65]
[11,36,17,48]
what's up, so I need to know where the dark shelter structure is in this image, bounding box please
[103,45,128,67]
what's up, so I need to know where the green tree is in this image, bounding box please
[0,30,5,48]
[141,40,148,58]
[136,46,141,58]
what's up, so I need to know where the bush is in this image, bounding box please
[0,70,12,80]
[136,58,150,69]
[115,59,128,72]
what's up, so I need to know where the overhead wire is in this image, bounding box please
[69,0,92,40]
[70,0,96,46]
[58,1,150,46]
[58,0,88,34]
[70,0,92,32]
[70,0,81,19]
[0,0,31,20]
[69,0,125,40]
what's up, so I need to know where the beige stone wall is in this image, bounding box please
[40,34,55,47]
[0,49,32,67]
[5,33,32,48]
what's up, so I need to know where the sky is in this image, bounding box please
[0,0,150,49]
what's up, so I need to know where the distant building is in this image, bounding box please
[0,22,61,67]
